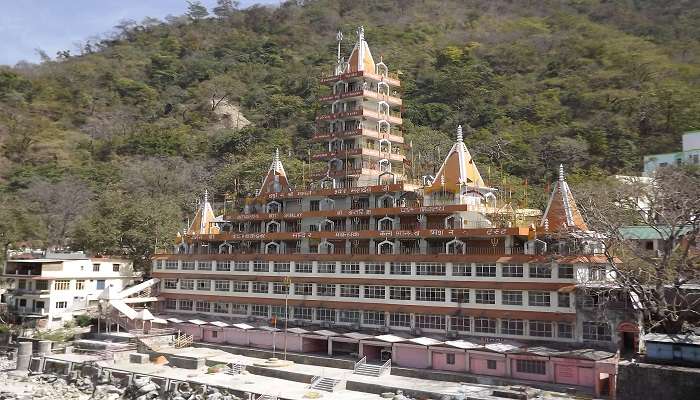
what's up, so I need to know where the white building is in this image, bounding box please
[643,131,700,176]
[2,254,137,328]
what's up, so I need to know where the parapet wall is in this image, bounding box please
[617,361,700,400]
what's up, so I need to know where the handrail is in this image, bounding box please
[380,358,391,375]
[310,375,321,387]
[353,355,366,372]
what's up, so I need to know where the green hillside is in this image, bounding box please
[1,0,699,268]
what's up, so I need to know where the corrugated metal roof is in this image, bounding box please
[644,333,700,345]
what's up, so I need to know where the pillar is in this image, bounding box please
[37,340,52,356]
[15,341,32,371]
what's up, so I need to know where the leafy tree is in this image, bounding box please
[186,1,209,22]
[212,0,239,18]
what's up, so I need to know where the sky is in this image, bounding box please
[0,0,275,66]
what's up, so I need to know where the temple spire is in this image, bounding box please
[541,164,588,231]
[258,148,291,196]
[187,190,219,235]
[456,125,463,142]
[427,125,485,193]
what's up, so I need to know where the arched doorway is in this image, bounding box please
[617,321,640,354]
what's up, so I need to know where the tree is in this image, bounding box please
[71,190,181,273]
[576,166,700,334]
[22,177,93,250]
[0,193,40,263]
[212,0,238,18]
[186,1,209,22]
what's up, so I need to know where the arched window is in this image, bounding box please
[265,242,280,254]
[266,220,281,233]
[175,243,188,254]
[444,215,462,229]
[379,139,391,153]
[377,240,395,255]
[377,120,390,134]
[219,242,233,254]
[377,194,395,208]
[378,159,391,173]
[377,101,390,117]
[377,81,389,95]
[378,217,394,231]
[329,139,343,152]
[329,158,343,171]
[446,239,466,255]
[266,201,281,213]
[319,241,334,254]
[376,62,388,77]
[320,218,335,231]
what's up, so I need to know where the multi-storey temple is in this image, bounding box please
[151,27,636,395]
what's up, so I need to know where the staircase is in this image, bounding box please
[353,363,384,377]
[310,376,342,392]
[226,362,245,375]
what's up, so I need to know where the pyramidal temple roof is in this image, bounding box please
[187,190,220,235]
[427,125,485,193]
[541,165,588,232]
[347,26,376,73]
[258,148,291,196]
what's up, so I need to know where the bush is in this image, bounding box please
[74,314,93,327]
[0,324,11,334]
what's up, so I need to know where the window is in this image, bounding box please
[557,322,573,339]
[271,306,287,318]
[75,280,86,290]
[273,282,289,295]
[452,263,471,276]
[475,289,495,304]
[214,303,229,314]
[529,320,552,337]
[231,304,248,315]
[389,312,411,328]
[502,264,523,277]
[214,280,230,292]
[274,262,290,273]
[165,299,177,310]
[251,304,269,317]
[589,265,607,281]
[450,316,470,332]
[317,284,336,296]
[365,263,385,274]
[364,285,385,299]
[154,260,163,270]
[252,282,268,294]
[529,264,551,278]
[294,283,313,296]
[516,359,546,375]
[487,360,497,370]
[294,307,313,321]
[501,319,524,336]
[181,261,194,270]
[363,311,385,326]
[316,308,335,322]
[318,262,336,273]
[54,280,70,291]
[390,286,411,300]
[92,264,100,272]
[390,262,411,275]
[415,287,445,302]
[216,261,231,272]
[179,300,193,311]
[310,200,320,211]
[234,261,249,272]
[17,280,26,290]
[35,280,48,291]
[54,301,68,309]
[232,281,249,292]
[582,321,612,341]
[341,262,360,274]
[196,300,210,313]
[451,289,470,303]
[112,264,121,272]
[295,262,312,273]
[197,261,212,271]
[164,279,178,289]
[96,280,105,290]
[558,264,574,279]
[253,261,269,272]
[474,317,496,333]
[558,292,571,308]
[197,280,211,291]
[340,284,360,298]
[416,262,445,276]
[528,291,551,307]
[212,331,218,338]
[338,310,361,323]
[502,290,523,306]
[181,279,194,290]
[475,263,496,277]
[446,353,456,365]
[415,314,445,330]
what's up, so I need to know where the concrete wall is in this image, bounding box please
[617,361,700,400]
[431,349,467,372]
[646,342,700,363]
[393,345,430,369]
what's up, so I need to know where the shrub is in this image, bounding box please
[74,314,93,327]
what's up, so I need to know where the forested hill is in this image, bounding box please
[1,0,699,267]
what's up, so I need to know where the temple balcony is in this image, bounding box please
[312,127,403,143]
[316,107,402,125]
[318,89,402,106]
[320,70,401,87]
[312,148,405,162]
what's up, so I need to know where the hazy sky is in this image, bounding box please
[0,0,274,66]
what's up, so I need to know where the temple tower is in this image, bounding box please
[314,26,406,188]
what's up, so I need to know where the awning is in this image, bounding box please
[373,334,406,343]
[209,321,229,328]
[407,337,442,346]
[232,323,255,330]
[167,318,185,324]
[442,339,483,350]
[187,319,207,325]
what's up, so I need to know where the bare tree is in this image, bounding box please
[576,166,700,334]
